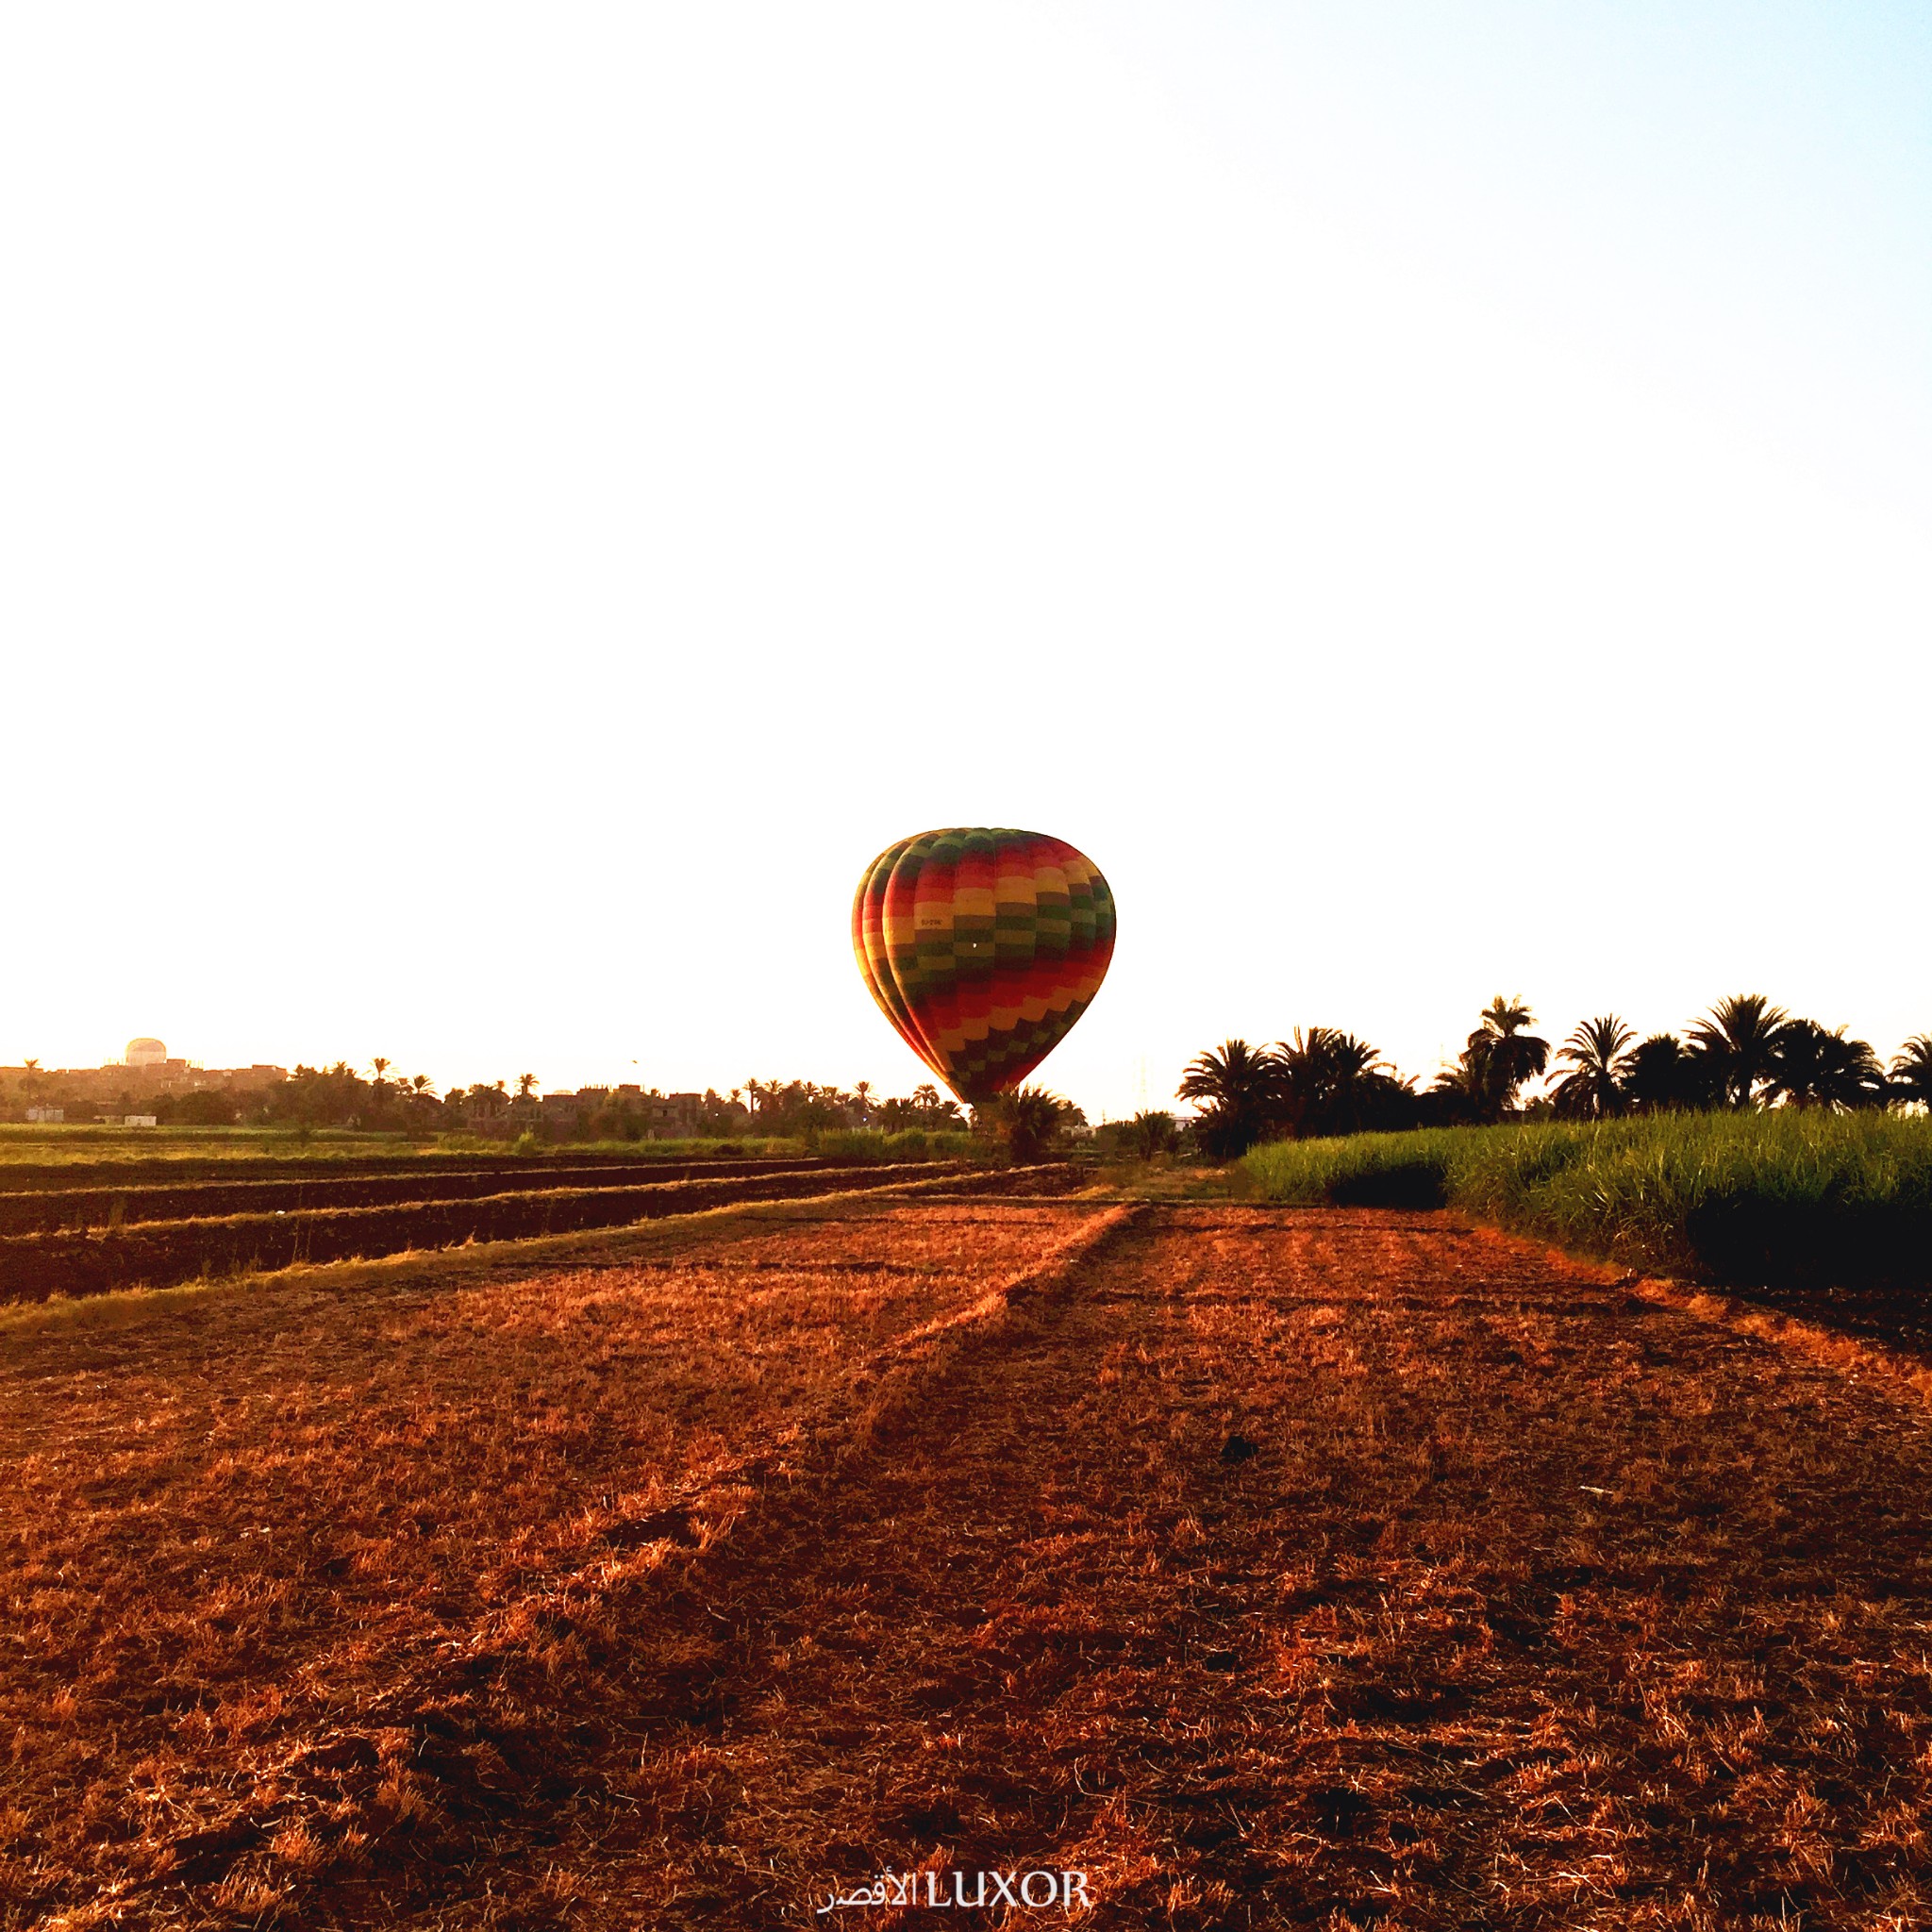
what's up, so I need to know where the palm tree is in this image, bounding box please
[1892,1037,1932,1110]
[1621,1033,1708,1112]
[371,1057,391,1092]
[1177,1040,1286,1158]
[1688,995,1789,1109]
[1125,1109,1179,1158]
[1274,1026,1329,1132]
[1426,1059,1481,1122]
[1438,997,1549,1123]
[515,1072,539,1102]
[1765,1021,1886,1110]
[974,1086,1073,1163]
[1274,1028,1409,1138]
[791,1081,849,1133]
[1549,1015,1635,1119]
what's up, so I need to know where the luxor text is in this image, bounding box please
[817,1870,1091,1912]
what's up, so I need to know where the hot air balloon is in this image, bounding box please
[852,827,1116,1105]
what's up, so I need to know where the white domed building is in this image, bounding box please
[5,1041,291,1123]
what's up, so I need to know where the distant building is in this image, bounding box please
[534,1087,708,1139]
[643,1092,705,1136]
[2,1046,288,1122]
[539,1091,590,1129]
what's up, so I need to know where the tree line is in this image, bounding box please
[6,1062,984,1139]
[741,1078,967,1136]
[4,1056,1066,1147]
[1177,995,1932,1158]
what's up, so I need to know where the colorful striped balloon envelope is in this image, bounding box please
[852,827,1116,1105]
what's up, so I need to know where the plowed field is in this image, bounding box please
[7,1200,1932,1929]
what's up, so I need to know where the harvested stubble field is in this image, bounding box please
[0,1161,971,1304]
[7,1192,1932,1929]
[0,1161,841,1238]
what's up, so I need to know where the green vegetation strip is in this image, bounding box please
[1243,1111,1932,1291]
[810,1127,981,1162]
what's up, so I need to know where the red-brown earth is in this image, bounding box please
[6,1195,1932,1928]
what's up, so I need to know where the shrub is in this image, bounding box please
[810,1128,982,1164]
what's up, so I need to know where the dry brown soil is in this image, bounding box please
[7,1200,1932,1929]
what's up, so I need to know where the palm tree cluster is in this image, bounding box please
[1178,1029,1417,1158]
[1553,995,1924,1118]
[123,1066,978,1138]
[741,1078,965,1135]
[1181,994,1932,1154]
[1431,997,1550,1124]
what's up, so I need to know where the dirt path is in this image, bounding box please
[512,1204,1932,1931]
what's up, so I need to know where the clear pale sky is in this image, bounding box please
[5,4,1927,1119]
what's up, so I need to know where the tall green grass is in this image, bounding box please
[1243,1111,1932,1290]
[808,1127,983,1163]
